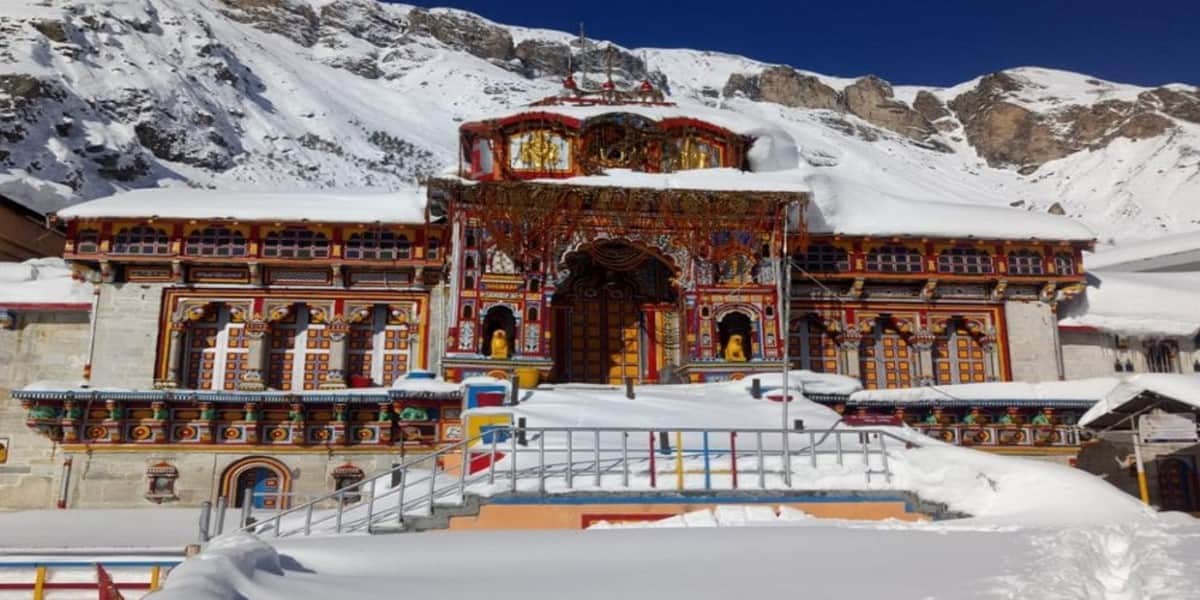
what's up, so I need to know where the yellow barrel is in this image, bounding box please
[515,367,540,389]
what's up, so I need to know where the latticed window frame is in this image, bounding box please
[794,244,849,273]
[76,229,101,254]
[865,245,924,273]
[1006,249,1045,275]
[1054,252,1076,275]
[263,229,331,259]
[937,246,994,275]
[345,230,411,261]
[184,227,248,258]
[112,225,171,255]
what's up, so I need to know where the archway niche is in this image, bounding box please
[481,305,517,357]
[718,311,754,360]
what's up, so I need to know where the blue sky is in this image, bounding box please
[403,0,1199,87]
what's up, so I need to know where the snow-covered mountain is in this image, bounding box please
[2,0,1200,242]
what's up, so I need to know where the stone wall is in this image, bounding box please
[1003,300,1060,381]
[89,281,167,389]
[0,309,91,510]
[60,450,405,509]
[1061,330,1199,379]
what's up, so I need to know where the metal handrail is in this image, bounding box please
[229,425,919,539]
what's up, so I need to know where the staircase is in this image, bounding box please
[216,425,919,538]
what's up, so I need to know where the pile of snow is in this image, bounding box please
[0,508,202,550]
[0,258,92,306]
[1086,230,1200,271]
[848,377,1120,405]
[1059,270,1200,336]
[56,188,429,224]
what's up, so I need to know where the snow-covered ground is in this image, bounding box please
[131,375,1200,599]
[0,258,92,306]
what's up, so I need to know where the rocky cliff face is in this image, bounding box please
[1,0,1198,239]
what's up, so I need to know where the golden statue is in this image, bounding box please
[516,130,561,171]
[724,334,747,362]
[490,329,510,360]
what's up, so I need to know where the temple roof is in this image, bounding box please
[56,188,429,224]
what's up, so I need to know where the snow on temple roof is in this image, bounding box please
[804,174,1097,242]
[483,102,771,137]
[531,168,809,194]
[0,258,92,308]
[1086,231,1200,272]
[56,188,429,224]
[848,378,1120,407]
[1079,374,1200,428]
[1058,271,1200,337]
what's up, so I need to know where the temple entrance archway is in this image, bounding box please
[221,456,291,510]
[552,241,678,384]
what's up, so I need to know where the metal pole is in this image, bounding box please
[879,434,892,483]
[241,488,252,528]
[362,480,375,534]
[1132,422,1151,505]
[649,432,657,488]
[780,201,791,435]
[215,496,227,536]
[593,430,602,487]
[488,433,499,485]
[702,431,711,490]
[304,500,314,536]
[756,431,765,488]
[427,461,437,516]
[511,427,519,492]
[198,501,212,543]
[458,442,468,499]
[538,430,546,493]
[835,431,843,466]
[809,430,817,469]
[621,432,629,487]
[336,490,345,533]
[730,432,738,490]
[566,430,574,488]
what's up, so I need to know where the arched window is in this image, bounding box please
[933,320,987,384]
[859,318,915,389]
[76,229,101,254]
[263,229,330,259]
[481,306,516,356]
[464,275,475,290]
[718,311,754,360]
[461,304,474,319]
[184,227,247,257]
[1054,252,1076,275]
[528,307,539,321]
[794,244,848,273]
[789,316,838,373]
[464,254,476,270]
[112,225,170,255]
[865,245,923,273]
[937,246,993,274]
[427,238,442,260]
[1007,249,1044,275]
[345,230,409,260]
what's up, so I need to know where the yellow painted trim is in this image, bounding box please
[674,431,684,491]
[150,565,162,591]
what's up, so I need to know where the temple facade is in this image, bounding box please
[1,78,1122,510]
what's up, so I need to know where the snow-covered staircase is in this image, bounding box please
[222,425,920,538]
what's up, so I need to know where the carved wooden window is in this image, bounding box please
[76,229,100,254]
[184,227,247,257]
[267,306,331,391]
[345,230,409,260]
[865,245,923,273]
[1054,252,1076,275]
[794,244,848,273]
[1006,249,1044,275]
[263,229,330,259]
[1146,341,1178,374]
[933,324,987,384]
[348,305,412,387]
[112,225,170,255]
[184,305,249,391]
[789,317,838,373]
[859,320,915,389]
[937,246,994,274]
